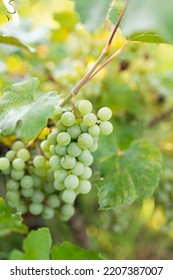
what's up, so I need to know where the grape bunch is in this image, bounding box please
[0,99,113,221]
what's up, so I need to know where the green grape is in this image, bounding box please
[89,143,98,152]
[67,142,82,157]
[78,100,92,115]
[40,139,50,152]
[17,148,30,162]
[78,133,93,149]
[33,155,46,168]
[83,113,97,127]
[77,180,92,194]
[62,189,77,203]
[61,112,75,127]
[93,136,99,144]
[49,155,61,170]
[6,179,19,191]
[11,169,25,181]
[42,207,55,219]
[0,157,10,170]
[97,107,112,121]
[61,204,75,221]
[6,190,20,201]
[47,169,55,182]
[20,175,34,189]
[49,144,56,155]
[47,130,58,145]
[34,168,46,177]
[88,125,100,137]
[80,167,92,180]
[44,182,55,193]
[57,132,71,146]
[47,194,60,208]
[82,154,93,167]
[16,203,28,214]
[11,141,25,151]
[32,175,42,187]
[99,121,113,135]
[1,168,10,175]
[31,190,45,203]
[67,124,81,139]
[78,149,91,162]
[64,174,79,189]
[53,106,63,120]
[56,120,66,132]
[21,188,34,198]
[12,158,25,171]
[54,179,65,190]
[80,122,88,133]
[54,169,67,182]
[5,150,16,161]
[29,203,43,215]
[55,144,67,156]
[61,155,76,169]
[71,161,85,176]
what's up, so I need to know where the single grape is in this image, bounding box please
[53,106,63,120]
[77,149,91,162]
[56,120,66,132]
[97,107,112,121]
[11,169,25,181]
[64,174,79,189]
[88,125,100,137]
[42,207,55,219]
[12,158,25,171]
[77,180,92,194]
[32,175,42,187]
[57,132,71,146]
[6,179,19,191]
[34,168,46,177]
[99,121,113,135]
[78,133,93,149]
[17,148,30,162]
[67,124,81,139]
[31,190,45,203]
[78,100,93,115]
[61,112,75,127]
[11,141,25,151]
[21,188,34,198]
[20,175,34,189]
[44,182,55,193]
[47,194,60,208]
[55,144,67,156]
[49,144,56,155]
[40,139,50,153]
[80,167,92,180]
[33,155,47,169]
[49,155,61,170]
[83,113,97,127]
[1,168,10,175]
[54,179,65,190]
[61,155,76,169]
[71,161,85,176]
[67,142,82,157]
[82,154,93,166]
[62,189,77,204]
[47,131,58,145]
[5,150,16,161]
[80,122,88,133]
[29,203,43,215]
[89,143,98,152]
[54,169,67,182]
[6,190,20,202]
[0,157,10,170]
[61,204,75,221]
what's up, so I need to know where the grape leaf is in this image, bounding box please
[96,139,162,210]
[52,241,105,260]
[10,228,52,260]
[73,0,112,31]
[0,34,35,53]
[120,0,173,44]
[0,78,61,140]
[0,198,28,236]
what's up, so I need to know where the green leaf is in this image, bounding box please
[0,34,35,53]
[0,198,28,236]
[120,0,173,44]
[109,7,120,25]
[97,139,162,210]
[73,0,112,31]
[52,241,105,260]
[10,228,52,260]
[0,78,61,140]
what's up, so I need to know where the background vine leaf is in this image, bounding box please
[0,78,61,140]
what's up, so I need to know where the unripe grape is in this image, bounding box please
[97,107,112,121]
[78,100,93,115]
[77,149,91,162]
[21,188,34,198]
[5,150,16,161]
[54,169,67,182]
[62,189,77,203]
[100,121,113,135]
[0,157,10,170]
[67,142,82,157]
[88,125,100,137]
[49,155,61,170]
[6,190,20,201]
[53,106,63,120]
[55,144,67,156]
[12,158,25,170]
[78,133,93,149]
[6,179,19,191]
[64,175,79,189]
[33,155,46,168]
[47,194,60,208]
[31,190,45,203]
[61,112,75,127]
[40,139,50,152]
[54,180,65,190]
[47,130,59,144]
[89,142,98,152]
[17,148,30,162]
[11,169,25,181]
[57,132,71,146]
[67,124,81,139]
[71,161,85,176]
[77,180,92,194]
[80,167,92,180]
[61,204,75,220]
[61,155,76,169]
[42,207,55,219]
[11,141,25,151]
[80,122,88,133]
[29,203,43,215]
[20,175,34,189]
[83,113,97,127]
[49,144,56,155]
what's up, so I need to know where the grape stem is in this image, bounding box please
[59,3,128,107]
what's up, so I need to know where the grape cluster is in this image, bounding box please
[0,100,113,221]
